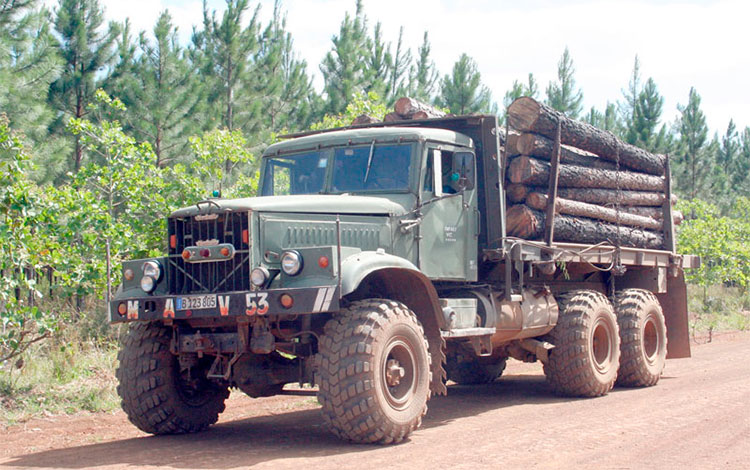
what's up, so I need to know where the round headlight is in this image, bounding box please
[250,267,270,287]
[140,275,156,293]
[142,261,162,281]
[280,250,303,276]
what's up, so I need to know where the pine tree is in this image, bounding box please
[320,0,370,115]
[437,53,493,115]
[545,47,583,118]
[193,0,260,134]
[386,26,411,104]
[363,22,391,98]
[630,78,666,152]
[675,87,710,199]
[0,1,64,182]
[620,55,641,140]
[585,103,619,132]
[117,11,207,167]
[737,127,750,191]
[48,0,118,173]
[408,31,438,102]
[254,0,316,133]
[717,119,738,178]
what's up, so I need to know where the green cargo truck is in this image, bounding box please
[110,114,698,444]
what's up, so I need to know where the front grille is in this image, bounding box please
[167,211,251,295]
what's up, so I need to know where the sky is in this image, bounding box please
[50,0,750,136]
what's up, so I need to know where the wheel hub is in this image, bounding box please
[385,359,406,387]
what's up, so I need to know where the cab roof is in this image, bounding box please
[263,126,474,157]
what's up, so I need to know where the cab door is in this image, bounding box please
[418,147,478,281]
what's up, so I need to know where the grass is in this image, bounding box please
[0,333,120,426]
[687,284,750,339]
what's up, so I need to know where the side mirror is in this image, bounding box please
[452,152,475,190]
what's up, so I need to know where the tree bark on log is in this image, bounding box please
[555,187,677,206]
[512,133,618,170]
[507,97,666,176]
[623,206,683,225]
[383,112,402,122]
[506,183,530,203]
[506,204,664,249]
[526,192,663,231]
[394,97,447,118]
[351,114,380,125]
[508,156,665,191]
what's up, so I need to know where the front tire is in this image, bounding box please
[615,289,668,387]
[317,299,431,444]
[543,290,620,397]
[116,322,229,434]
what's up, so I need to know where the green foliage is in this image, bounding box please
[189,127,258,197]
[0,114,60,362]
[309,91,387,131]
[677,198,750,291]
[545,47,583,118]
[437,53,494,115]
[502,73,539,122]
[408,31,438,103]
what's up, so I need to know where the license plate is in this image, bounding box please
[176,294,217,310]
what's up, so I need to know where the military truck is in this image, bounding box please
[110,112,697,444]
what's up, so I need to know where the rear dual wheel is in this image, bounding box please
[615,289,668,387]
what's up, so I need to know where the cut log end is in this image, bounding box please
[507,97,543,132]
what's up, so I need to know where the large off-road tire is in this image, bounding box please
[615,289,668,387]
[116,322,229,434]
[543,290,620,397]
[446,352,507,385]
[317,299,431,444]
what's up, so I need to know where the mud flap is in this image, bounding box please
[656,271,691,359]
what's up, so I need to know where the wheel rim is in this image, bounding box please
[591,316,615,375]
[381,337,417,410]
[643,314,660,364]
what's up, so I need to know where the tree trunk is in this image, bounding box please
[506,183,530,203]
[526,192,663,231]
[506,204,664,249]
[510,132,618,170]
[624,206,683,225]
[508,156,665,191]
[384,112,402,122]
[555,187,677,206]
[507,97,666,176]
[352,114,380,125]
[394,97,447,118]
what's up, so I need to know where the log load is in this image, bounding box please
[383,112,402,123]
[526,192,662,231]
[506,183,530,203]
[507,97,666,176]
[624,206,683,225]
[394,97,447,119]
[509,132,618,171]
[351,114,380,125]
[506,204,664,249]
[508,156,665,191]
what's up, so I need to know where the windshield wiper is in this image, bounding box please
[363,140,376,183]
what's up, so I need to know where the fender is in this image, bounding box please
[341,250,422,295]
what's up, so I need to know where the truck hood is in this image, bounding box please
[170,194,411,218]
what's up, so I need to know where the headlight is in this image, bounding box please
[280,250,303,276]
[251,267,270,287]
[140,275,156,293]
[142,260,162,281]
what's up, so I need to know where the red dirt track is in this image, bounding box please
[1,332,749,469]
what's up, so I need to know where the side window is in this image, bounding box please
[423,150,434,192]
[452,152,475,190]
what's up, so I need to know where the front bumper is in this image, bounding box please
[109,285,340,323]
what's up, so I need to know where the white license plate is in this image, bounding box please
[176,295,217,310]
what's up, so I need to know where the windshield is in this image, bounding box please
[260,143,413,196]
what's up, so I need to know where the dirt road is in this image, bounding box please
[1,332,749,469]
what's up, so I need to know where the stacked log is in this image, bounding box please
[504,97,676,249]
[351,97,448,125]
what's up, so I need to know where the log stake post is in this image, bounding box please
[662,154,677,253]
[544,119,562,247]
